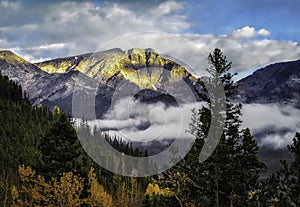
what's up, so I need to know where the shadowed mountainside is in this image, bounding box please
[234,59,300,108]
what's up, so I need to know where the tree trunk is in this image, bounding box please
[229,190,234,207]
[214,165,219,207]
[175,195,184,207]
[2,168,9,207]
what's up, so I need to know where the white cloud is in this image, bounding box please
[1,1,189,62]
[258,28,271,36]
[181,32,300,79]
[261,132,297,149]
[0,38,10,50]
[232,26,270,39]
[87,97,202,142]
[232,26,256,39]
[241,104,300,149]
[0,0,20,9]
[158,1,184,15]
[85,101,300,150]
[24,43,66,51]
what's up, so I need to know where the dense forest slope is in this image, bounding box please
[0,73,151,206]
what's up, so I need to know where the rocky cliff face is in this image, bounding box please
[36,48,197,90]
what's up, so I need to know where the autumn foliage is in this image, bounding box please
[11,166,113,207]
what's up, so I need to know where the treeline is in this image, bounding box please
[0,49,299,207]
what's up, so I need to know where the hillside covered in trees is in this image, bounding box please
[0,72,151,206]
[0,49,299,206]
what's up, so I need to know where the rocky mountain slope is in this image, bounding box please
[0,50,59,104]
[0,50,106,116]
[234,59,300,108]
[0,49,200,118]
[36,48,197,90]
[0,50,46,88]
[36,48,201,112]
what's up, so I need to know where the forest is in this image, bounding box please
[0,49,299,207]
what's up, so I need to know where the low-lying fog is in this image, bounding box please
[76,99,299,175]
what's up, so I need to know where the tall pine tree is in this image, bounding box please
[163,48,266,206]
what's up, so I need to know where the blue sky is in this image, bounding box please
[184,0,300,41]
[1,0,300,79]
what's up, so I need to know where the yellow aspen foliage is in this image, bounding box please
[115,181,132,207]
[184,203,196,207]
[145,183,161,196]
[50,172,84,207]
[35,103,43,110]
[10,185,18,201]
[14,165,49,206]
[128,177,144,207]
[12,165,84,207]
[14,166,117,207]
[87,167,113,207]
[145,182,174,197]
[53,105,61,115]
[18,165,35,182]
[113,175,145,207]
[10,185,23,207]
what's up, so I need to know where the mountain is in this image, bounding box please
[36,48,197,90]
[0,49,200,118]
[0,50,61,106]
[0,50,45,88]
[2,49,299,115]
[234,59,300,108]
[35,48,201,116]
[0,50,101,115]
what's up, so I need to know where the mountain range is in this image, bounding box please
[0,49,200,118]
[1,48,299,119]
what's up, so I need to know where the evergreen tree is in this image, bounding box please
[0,74,53,206]
[163,48,266,206]
[288,132,300,205]
[231,128,267,206]
[38,111,90,180]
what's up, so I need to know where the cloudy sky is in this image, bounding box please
[1,0,300,79]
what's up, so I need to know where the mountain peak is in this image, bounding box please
[0,50,30,65]
[127,47,157,55]
[36,48,192,89]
